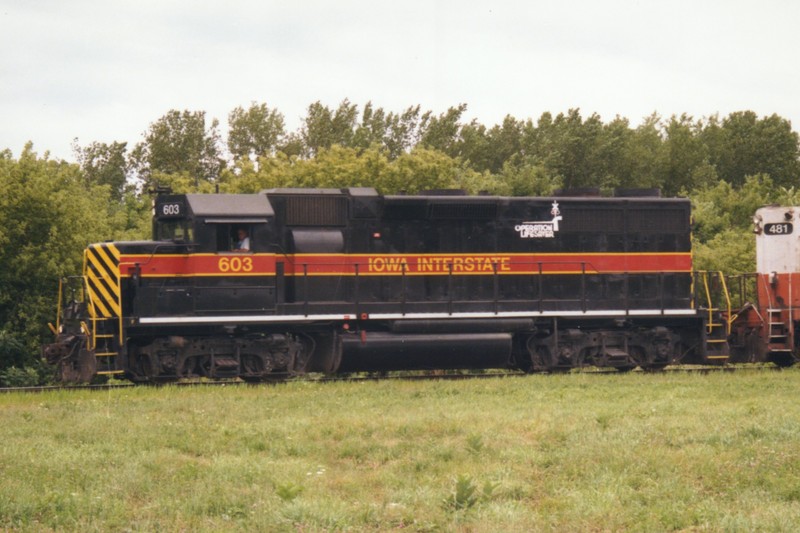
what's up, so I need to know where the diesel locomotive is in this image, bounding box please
[43,188,792,383]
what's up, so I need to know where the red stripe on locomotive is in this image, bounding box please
[118,252,691,277]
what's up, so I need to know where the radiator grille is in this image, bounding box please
[286,196,348,226]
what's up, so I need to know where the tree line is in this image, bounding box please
[1,101,799,384]
[78,101,800,197]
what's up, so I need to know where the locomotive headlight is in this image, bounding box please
[753,215,763,234]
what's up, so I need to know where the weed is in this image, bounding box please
[596,413,612,430]
[275,482,304,502]
[481,479,500,501]
[443,475,479,511]
[466,434,484,454]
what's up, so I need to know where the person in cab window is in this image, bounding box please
[233,228,250,252]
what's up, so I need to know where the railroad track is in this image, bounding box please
[0,364,786,394]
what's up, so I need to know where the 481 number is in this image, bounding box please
[218,256,254,272]
[765,223,793,235]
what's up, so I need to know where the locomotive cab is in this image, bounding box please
[154,194,275,253]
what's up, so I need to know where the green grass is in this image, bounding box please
[2,369,800,531]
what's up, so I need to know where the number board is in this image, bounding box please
[764,223,793,236]
[157,200,185,218]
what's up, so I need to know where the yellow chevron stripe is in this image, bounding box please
[91,245,120,282]
[104,243,120,261]
[84,244,121,317]
[86,285,113,317]
[87,251,119,293]
[86,273,119,316]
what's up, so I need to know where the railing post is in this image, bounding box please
[354,262,360,315]
[401,262,407,316]
[624,271,630,315]
[276,261,285,305]
[447,262,453,315]
[303,263,309,316]
[581,262,587,313]
[538,262,543,313]
[493,261,499,314]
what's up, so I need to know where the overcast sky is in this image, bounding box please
[2,0,799,162]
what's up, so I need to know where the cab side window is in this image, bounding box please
[216,225,252,252]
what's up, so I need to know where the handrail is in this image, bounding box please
[717,271,733,334]
[759,272,775,311]
[697,270,733,335]
[700,271,714,332]
[291,259,695,317]
[55,277,64,335]
[82,275,98,350]
[291,258,611,275]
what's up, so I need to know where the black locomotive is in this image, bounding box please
[44,188,731,382]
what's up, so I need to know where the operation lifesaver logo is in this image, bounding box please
[516,201,563,239]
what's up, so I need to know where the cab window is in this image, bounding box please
[216,224,252,252]
[157,220,193,242]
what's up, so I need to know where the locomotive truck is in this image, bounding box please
[42,188,793,383]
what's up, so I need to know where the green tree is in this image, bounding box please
[0,144,119,368]
[352,101,389,151]
[132,109,224,187]
[301,100,359,156]
[498,158,562,196]
[73,140,130,201]
[0,328,26,370]
[659,114,710,195]
[484,115,523,174]
[457,120,491,172]
[595,115,660,190]
[384,105,430,159]
[228,102,286,160]
[419,104,467,157]
[702,111,800,188]
[690,173,776,243]
[381,147,468,193]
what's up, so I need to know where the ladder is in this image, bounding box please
[89,317,123,377]
[705,313,731,363]
[699,271,731,363]
[766,308,793,355]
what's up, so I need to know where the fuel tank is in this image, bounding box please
[338,332,512,372]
